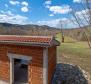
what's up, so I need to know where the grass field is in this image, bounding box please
[56,33,91,77]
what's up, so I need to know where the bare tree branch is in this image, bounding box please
[85,0,91,25]
[70,8,91,48]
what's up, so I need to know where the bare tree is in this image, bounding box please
[70,8,91,48]
[59,20,64,43]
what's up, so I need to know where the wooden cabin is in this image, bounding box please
[0,35,60,84]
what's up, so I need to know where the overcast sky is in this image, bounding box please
[0,0,90,28]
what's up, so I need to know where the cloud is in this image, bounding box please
[0,11,30,24]
[37,18,69,27]
[9,1,29,13]
[21,1,29,12]
[37,19,60,27]
[9,0,20,5]
[49,5,72,14]
[37,18,79,28]
[75,9,90,25]
[21,6,29,12]
[0,11,13,16]
[75,9,88,18]
[21,1,28,6]
[73,0,81,3]
[49,14,54,16]
[44,0,52,8]
[45,1,51,5]
[44,1,71,16]
[45,5,50,8]
[73,0,91,3]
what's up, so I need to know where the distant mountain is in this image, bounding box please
[0,23,91,41]
[0,23,61,36]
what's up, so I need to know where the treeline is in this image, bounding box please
[63,26,91,41]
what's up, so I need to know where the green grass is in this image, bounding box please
[56,33,91,77]
[60,42,91,58]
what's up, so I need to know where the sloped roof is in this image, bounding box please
[0,35,60,47]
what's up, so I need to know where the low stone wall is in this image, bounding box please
[52,63,91,84]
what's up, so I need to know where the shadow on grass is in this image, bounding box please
[52,63,88,84]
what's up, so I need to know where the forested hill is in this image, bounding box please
[0,23,60,36]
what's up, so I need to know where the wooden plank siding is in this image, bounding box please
[48,46,57,84]
[0,44,43,84]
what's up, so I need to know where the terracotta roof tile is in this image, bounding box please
[0,35,60,47]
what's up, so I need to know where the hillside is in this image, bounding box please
[0,23,60,36]
[63,26,91,41]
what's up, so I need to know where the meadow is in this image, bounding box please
[56,33,91,77]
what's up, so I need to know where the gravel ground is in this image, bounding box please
[52,63,91,84]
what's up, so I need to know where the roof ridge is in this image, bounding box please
[0,35,53,38]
